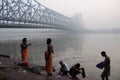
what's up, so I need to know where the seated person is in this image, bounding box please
[59,60,69,75]
[69,63,85,79]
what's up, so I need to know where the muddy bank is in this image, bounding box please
[0,56,91,80]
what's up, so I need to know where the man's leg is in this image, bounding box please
[106,76,108,80]
[63,71,68,75]
[69,72,76,78]
[101,77,104,80]
[73,70,80,78]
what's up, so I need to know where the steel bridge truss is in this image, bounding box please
[0,0,72,29]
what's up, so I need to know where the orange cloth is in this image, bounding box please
[45,50,53,74]
[21,48,28,63]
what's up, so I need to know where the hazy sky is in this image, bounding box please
[37,0,120,30]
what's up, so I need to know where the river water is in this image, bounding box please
[0,28,120,80]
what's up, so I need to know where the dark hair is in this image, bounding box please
[76,63,80,67]
[47,38,52,44]
[101,51,106,55]
[22,38,27,42]
[59,60,63,64]
[101,51,107,57]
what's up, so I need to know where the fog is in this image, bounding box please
[38,0,120,30]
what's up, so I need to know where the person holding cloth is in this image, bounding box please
[21,38,31,66]
[100,51,111,80]
[69,63,86,79]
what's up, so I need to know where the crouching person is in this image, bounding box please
[59,60,69,76]
[69,63,86,79]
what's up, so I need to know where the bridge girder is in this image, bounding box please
[0,0,73,30]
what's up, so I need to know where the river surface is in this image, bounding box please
[0,28,120,80]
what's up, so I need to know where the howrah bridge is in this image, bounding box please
[0,0,80,31]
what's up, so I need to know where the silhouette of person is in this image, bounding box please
[59,60,69,75]
[100,51,111,80]
[69,63,85,79]
[21,38,31,66]
[45,38,54,76]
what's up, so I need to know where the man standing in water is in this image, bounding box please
[100,51,111,80]
[45,38,54,76]
[21,38,31,66]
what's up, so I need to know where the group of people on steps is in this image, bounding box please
[20,37,110,80]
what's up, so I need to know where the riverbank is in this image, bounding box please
[0,55,91,80]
